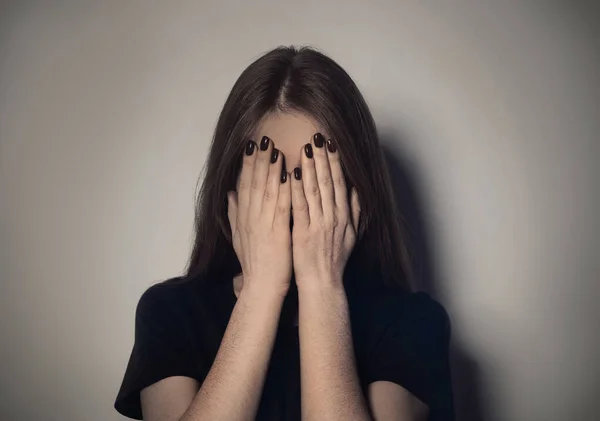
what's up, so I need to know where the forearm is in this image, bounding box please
[181,285,284,421]
[297,281,372,421]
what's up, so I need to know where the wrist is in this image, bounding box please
[297,279,350,325]
[297,276,345,300]
[239,281,289,303]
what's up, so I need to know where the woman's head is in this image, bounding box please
[187,46,413,291]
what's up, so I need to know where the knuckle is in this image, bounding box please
[310,185,320,197]
[322,176,334,188]
[240,219,249,231]
[251,178,260,191]
[323,213,340,229]
[242,158,255,171]
[331,214,339,227]
[255,154,267,165]
[246,223,257,235]
[263,188,274,201]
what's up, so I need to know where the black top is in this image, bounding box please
[114,271,454,420]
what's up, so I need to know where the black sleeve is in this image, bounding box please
[114,284,199,419]
[365,293,455,420]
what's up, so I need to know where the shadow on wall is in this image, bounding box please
[380,134,488,421]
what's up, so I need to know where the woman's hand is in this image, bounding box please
[290,133,361,289]
[227,136,292,298]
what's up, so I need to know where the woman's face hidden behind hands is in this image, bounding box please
[255,112,326,175]
[233,112,322,295]
[239,112,329,232]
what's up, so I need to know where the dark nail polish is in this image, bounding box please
[270,148,279,163]
[281,169,287,183]
[294,167,302,180]
[304,144,313,158]
[260,136,270,151]
[245,140,255,156]
[313,133,325,148]
[326,139,336,153]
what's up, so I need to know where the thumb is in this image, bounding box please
[227,191,238,236]
[350,186,361,233]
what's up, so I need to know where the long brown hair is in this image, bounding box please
[186,46,413,291]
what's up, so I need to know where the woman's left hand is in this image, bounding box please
[290,133,361,290]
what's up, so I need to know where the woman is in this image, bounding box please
[115,46,454,421]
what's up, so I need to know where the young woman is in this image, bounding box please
[115,46,454,421]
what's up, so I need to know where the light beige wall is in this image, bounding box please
[1,1,598,420]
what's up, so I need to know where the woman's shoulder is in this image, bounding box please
[350,281,454,415]
[347,278,451,338]
[376,288,449,327]
[135,275,220,321]
[137,276,191,306]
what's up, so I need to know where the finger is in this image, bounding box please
[238,139,258,223]
[291,166,310,229]
[350,186,361,232]
[274,166,292,230]
[326,138,349,220]
[301,142,322,223]
[263,147,284,223]
[249,136,273,220]
[312,133,335,221]
[227,190,238,237]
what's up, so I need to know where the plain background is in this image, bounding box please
[1,1,598,420]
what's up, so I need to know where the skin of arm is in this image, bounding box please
[291,133,428,421]
[140,134,292,421]
[140,285,286,421]
[297,280,371,421]
[297,280,428,421]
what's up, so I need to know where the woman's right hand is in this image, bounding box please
[227,136,292,298]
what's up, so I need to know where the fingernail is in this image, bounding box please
[260,136,270,151]
[326,139,336,153]
[294,167,302,180]
[313,133,325,148]
[281,169,287,183]
[245,140,255,156]
[304,144,313,158]
[270,148,279,163]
